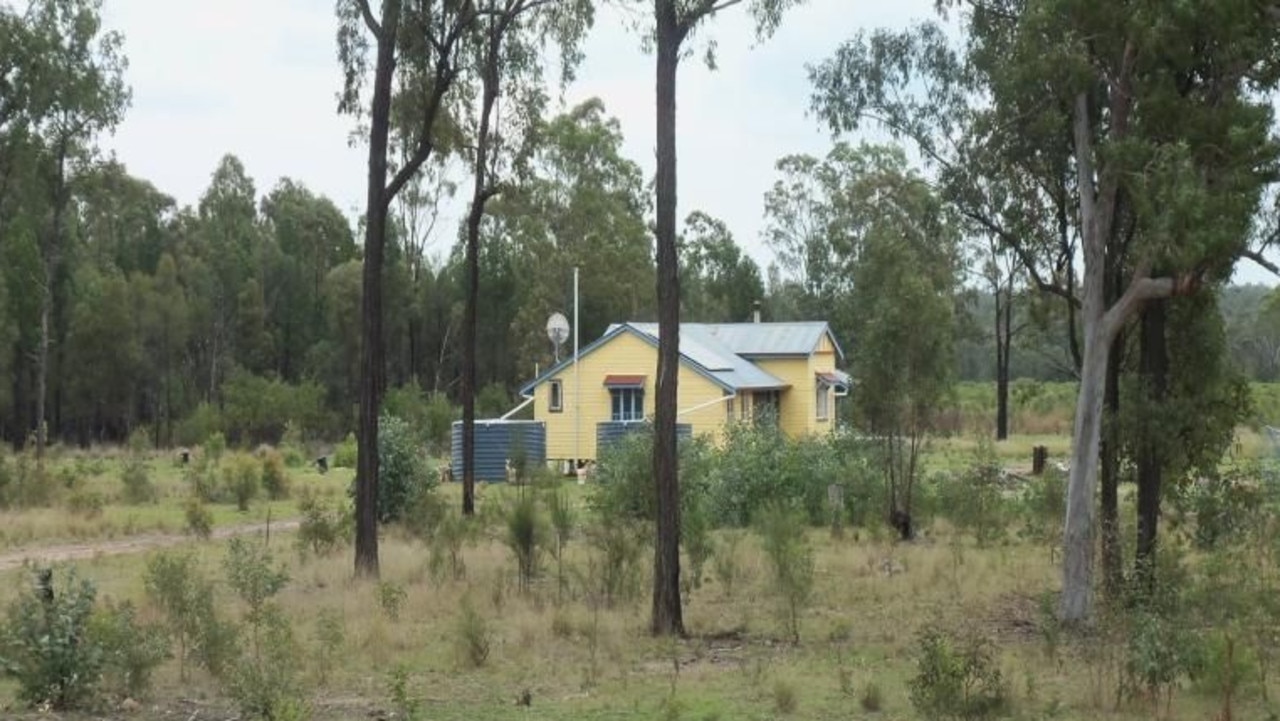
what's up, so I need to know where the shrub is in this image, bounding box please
[505,491,545,594]
[91,599,170,700]
[174,403,223,448]
[295,490,352,558]
[185,497,214,539]
[120,455,156,505]
[861,681,884,712]
[454,601,491,668]
[547,485,574,599]
[345,414,434,524]
[378,581,407,622]
[584,520,647,607]
[221,538,303,719]
[223,453,261,512]
[204,431,228,464]
[908,625,1008,721]
[258,447,291,500]
[428,506,475,582]
[712,530,745,597]
[312,610,345,686]
[67,488,106,517]
[334,433,358,469]
[936,441,1009,546]
[756,503,815,643]
[0,569,104,709]
[144,552,236,680]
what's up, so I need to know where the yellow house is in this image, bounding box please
[518,321,850,463]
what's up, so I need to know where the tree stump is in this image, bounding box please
[315,456,329,474]
[1032,446,1048,475]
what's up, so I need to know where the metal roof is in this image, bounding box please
[520,321,844,395]
[624,323,789,391]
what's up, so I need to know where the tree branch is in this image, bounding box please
[1241,248,1280,278]
[959,207,1079,307]
[356,0,383,39]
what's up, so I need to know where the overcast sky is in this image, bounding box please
[95,0,935,267]
[97,0,1277,285]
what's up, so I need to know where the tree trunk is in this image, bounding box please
[995,284,1010,441]
[354,0,402,580]
[35,145,68,464]
[461,22,501,518]
[1099,328,1122,599]
[650,5,684,638]
[1134,300,1167,592]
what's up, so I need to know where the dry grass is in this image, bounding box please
[0,487,1261,721]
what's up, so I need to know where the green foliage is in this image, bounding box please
[377,582,407,622]
[144,552,236,679]
[221,538,303,719]
[223,538,289,619]
[295,489,352,558]
[936,440,1010,546]
[756,503,815,643]
[346,414,434,524]
[583,520,647,608]
[908,625,1008,721]
[184,497,214,539]
[175,403,224,449]
[546,484,575,598]
[311,610,345,686]
[334,432,357,469]
[90,600,170,700]
[223,452,261,511]
[120,454,156,505]
[385,383,456,455]
[454,601,491,669]
[258,447,291,500]
[0,569,104,710]
[427,505,477,582]
[220,371,331,446]
[505,491,545,593]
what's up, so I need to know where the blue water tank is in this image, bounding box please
[450,420,547,482]
[596,421,692,455]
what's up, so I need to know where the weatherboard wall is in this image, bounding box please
[534,330,730,461]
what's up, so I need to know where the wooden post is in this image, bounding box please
[1032,446,1048,475]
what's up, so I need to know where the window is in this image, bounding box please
[816,382,830,421]
[726,395,735,422]
[610,387,644,422]
[549,380,563,412]
[753,390,780,425]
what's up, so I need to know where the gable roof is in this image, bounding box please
[519,321,844,397]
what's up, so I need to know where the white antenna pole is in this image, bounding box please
[574,266,580,472]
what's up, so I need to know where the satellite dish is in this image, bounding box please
[546,312,570,362]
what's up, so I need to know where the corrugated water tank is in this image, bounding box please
[450,420,547,482]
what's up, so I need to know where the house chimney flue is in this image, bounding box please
[752,300,761,324]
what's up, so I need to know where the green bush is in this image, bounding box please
[144,552,237,680]
[347,414,434,524]
[185,497,214,539]
[334,432,358,469]
[454,601,492,668]
[91,600,170,700]
[67,488,106,517]
[756,503,815,643]
[378,581,407,622]
[936,440,1010,546]
[505,491,545,594]
[258,447,291,500]
[295,489,352,558]
[0,569,104,709]
[174,402,223,448]
[223,453,261,511]
[120,456,156,505]
[908,625,1008,720]
[583,520,647,608]
[220,370,331,446]
[221,538,304,719]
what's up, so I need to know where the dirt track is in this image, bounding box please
[0,519,300,572]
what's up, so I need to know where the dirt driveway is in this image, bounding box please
[0,519,300,572]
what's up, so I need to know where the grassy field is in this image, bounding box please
[0,413,1277,720]
[0,455,1274,721]
[0,448,350,550]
